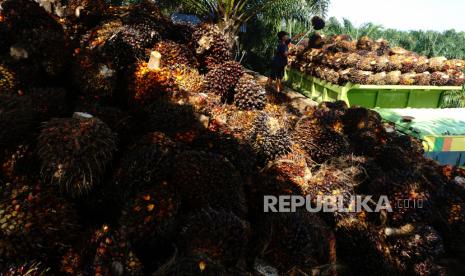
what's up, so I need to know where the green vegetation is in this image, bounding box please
[323,17,465,59]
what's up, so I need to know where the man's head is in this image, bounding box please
[278,31,289,42]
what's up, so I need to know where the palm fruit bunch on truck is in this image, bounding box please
[290,34,465,86]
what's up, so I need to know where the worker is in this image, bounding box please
[267,31,290,92]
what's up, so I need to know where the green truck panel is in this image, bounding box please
[285,68,462,108]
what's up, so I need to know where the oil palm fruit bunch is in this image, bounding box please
[415,72,432,85]
[1,261,49,276]
[65,0,107,28]
[191,133,258,177]
[0,179,80,264]
[0,64,16,95]
[306,165,358,225]
[37,115,117,196]
[154,40,198,68]
[1,144,36,180]
[429,57,447,72]
[311,16,326,30]
[153,254,231,276]
[132,62,181,106]
[101,24,158,70]
[145,100,202,141]
[414,56,430,73]
[205,61,244,100]
[336,218,395,274]
[72,52,118,102]
[120,181,179,253]
[293,115,349,164]
[177,208,250,267]
[401,55,419,73]
[28,86,68,120]
[0,95,40,147]
[348,69,372,85]
[385,225,445,275]
[368,72,387,85]
[373,55,389,72]
[249,113,292,164]
[191,24,233,70]
[342,107,387,156]
[356,36,375,51]
[116,132,178,198]
[399,72,417,85]
[257,212,331,273]
[356,55,377,71]
[430,71,450,86]
[444,59,465,71]
[385,70,402,85]
[1,0,68,81]
[377,133,425,171]
[87,225,144,276]
[172,151,247,217]
[234,74,266,111]
[374,39,391,56]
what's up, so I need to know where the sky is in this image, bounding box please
[327,0,465,32]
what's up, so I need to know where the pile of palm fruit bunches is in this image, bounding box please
[289,33,465,86]
[1,0,465,275]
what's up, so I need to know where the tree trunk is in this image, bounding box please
[217,17,241,53]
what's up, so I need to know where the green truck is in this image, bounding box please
[285,68,465,166]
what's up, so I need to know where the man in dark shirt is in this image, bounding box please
[267,31,290,92]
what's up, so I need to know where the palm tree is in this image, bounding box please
[157,0,330,49]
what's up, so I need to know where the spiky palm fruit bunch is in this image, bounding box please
[1,261,49,276]
[451,70,465,86]
[385,70,402,85]
[101,24,159,70]
[386,225,444,275]
[386,54,403,72]
[191,24,233,70]
[1,144,35,180]
[176,68,205,94]
[414,56,430,73]
[154,40,198,68]
[367,72,387,85]
[429,57,447,72]
[0,179,79,263]
[120,182,179,252]
[116,132,177,197]
[0,0,61,34]
[389,183,433,227]
[336,218,395,274]
[72,52,118,101]
[399,72,417,85]
[257,212,331,273]
[293,116,349,164]
[66,0,107,27]
[259,143,312,196]
[400,55,419,73]
[342,52,361,68]
[172,151,247,217]
[37,116,117,196]
[374,39,391,56]
[444,59,465,71]
[378,133,425,170]
[249,113,292,163]
[348,69,372,85]
[308,33,326,49]
[204,61,244,98]
[0,64,16,95]
[356,36,375,51]
[356,55,377,71]
[414,72,431,85]
[145,101,202,141]
[372,55,389,72]
[153,254,231,276]
[87,226,144,276]
[342,107,387,156]
[234,74,266,111]
[430,71,450,86]
[132,62,181,106]
[0,95,40,147]
[27,86,68,120]
[323,68,340,84]
[306,164,359,224]
[178,208,250,267]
